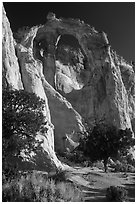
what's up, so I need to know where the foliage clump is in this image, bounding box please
[2,89,83,202]
[2,89,47,179]
[78,123,134,172]
[114,162,135,173]
[2,172,83,202]
[106,186,127,202]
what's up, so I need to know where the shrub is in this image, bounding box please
[120,152,135,167]
[91,161,104,170]
[62,150,90,166]
[127,164,135,173]
[106,186,127,202]
[55,181,83,202]
[78,123,134,172]
[114,162,135,173]
[2,89,47,179]
[2,172,83,202]
[49,169,68,182]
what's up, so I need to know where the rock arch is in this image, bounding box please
[56,34,80,49]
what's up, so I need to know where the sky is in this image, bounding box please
[3,2,135,62]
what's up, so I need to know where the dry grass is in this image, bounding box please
[2,171,83,202]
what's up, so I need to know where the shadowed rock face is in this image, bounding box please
[3,8,134,167]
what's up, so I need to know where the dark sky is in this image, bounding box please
[3,2,135,62]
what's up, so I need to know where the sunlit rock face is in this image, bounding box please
[14,15,86,153]
[112,53,135,133]
[2,7,23,90]
[30,13,134,132]
[2,7,64,171]
[3,8,135,161]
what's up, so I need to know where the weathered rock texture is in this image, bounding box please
[2,7,63,172]
[3,8,135,169]
[2,7,23,90]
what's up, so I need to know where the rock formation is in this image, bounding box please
[2,7,63,172]
[2,7,23,90]
[2,8,134,171]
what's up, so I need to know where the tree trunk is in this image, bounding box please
[104,158,108,172]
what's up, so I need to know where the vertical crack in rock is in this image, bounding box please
[14,47,25,90]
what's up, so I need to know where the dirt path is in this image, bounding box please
[66,167,135,202]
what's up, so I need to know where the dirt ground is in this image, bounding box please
[66,167,135,202]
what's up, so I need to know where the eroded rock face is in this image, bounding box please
[3,9,135,162]
[12,15,86,153]
[2,7,64,171]
[2,7,23,90]
[27,13,134,132]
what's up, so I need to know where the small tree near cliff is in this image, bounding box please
[2,89,47,176]
[79,124,134,172]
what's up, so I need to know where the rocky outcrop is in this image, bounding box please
[15,27,85,153]
[2,7,23,90]
[3,7,134,164]
[2,7,63,171]
[18,13,133,132]
[112,53,135,132]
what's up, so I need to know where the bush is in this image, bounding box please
[78,123,134,172]
[120,152,135,167]
[49,169,68,182]
[114,162,135,173]
[2,89,47,179]
[57,151,91,167]
[106,186,127,202]
[58,151,88,165]
[2,172,83,202]
[66,151,85,163]
[91,161,104,170]
[127,164,135,173]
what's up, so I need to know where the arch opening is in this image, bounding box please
[56,34,80,49]
[55,34,87,68]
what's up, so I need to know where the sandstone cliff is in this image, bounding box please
[2,7,63,172]
[2,7,23,90]
[2,8,134,170]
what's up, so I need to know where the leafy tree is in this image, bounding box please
[2,89,47,176]
[79,123,134,172]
